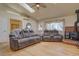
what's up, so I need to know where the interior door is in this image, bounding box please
[10,19,22,31]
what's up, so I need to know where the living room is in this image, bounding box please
[0,3,79,56]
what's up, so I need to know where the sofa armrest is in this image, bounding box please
[10,38,19,51]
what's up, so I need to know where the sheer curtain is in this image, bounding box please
[46,22,63,31]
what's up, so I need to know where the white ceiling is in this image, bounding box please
[28,3,79,20]
[0,3,79,21]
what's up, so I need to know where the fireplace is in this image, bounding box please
[75,9,79,41]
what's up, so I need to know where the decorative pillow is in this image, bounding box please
[29,30,34,33]
[20,30,24,38]
[20,30,30,38]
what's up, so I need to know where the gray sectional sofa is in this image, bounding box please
[9,29,63,51]
[9,29,41,51]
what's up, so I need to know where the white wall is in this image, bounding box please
[63,15,77,27]
[0,11,10,42]
[22,19,38,34]
[0,11,38,42]
[9,12,38,33]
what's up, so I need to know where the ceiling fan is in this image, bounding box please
[32,3,46,10]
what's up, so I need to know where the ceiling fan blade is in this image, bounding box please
[31,4,36,7]
[40,3,46,8]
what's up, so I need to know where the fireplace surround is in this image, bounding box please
[75,9,79,41]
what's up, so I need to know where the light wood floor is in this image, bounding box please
[0,42,79,56]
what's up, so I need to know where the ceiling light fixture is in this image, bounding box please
[18,3,35,13]
[32,3,46,10]
[36,3,40,7]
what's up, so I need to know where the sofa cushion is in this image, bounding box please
[18,36,40,43]
[44,33,49,36]
[20,30,29,38]
[18,38,30,43]
[53,35,62,39]
[43,36,50,38]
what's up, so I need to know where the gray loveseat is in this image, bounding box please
[42,30,63,42]
[9,29,41,51]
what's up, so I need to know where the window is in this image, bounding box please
[46,22,63,31]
